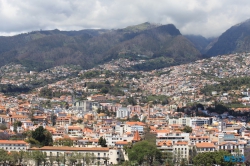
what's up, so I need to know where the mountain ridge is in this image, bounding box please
[206,19,250,56]
[0,23,202,71]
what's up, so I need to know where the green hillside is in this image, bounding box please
[0,23,201,71]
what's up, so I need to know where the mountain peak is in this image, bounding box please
[122,22,159,32]
[155,24,181,36]
[206,18,250,56]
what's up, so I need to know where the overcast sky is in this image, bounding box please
[1,0,250,38]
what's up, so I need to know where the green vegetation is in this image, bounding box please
[0,84,31,95]
[118,52,150,61]
[54,138,73,147]
[0,149,98,166]
[131,57,176,71]
[98,136,107,147]
[39,87,71,99]
[127,140,162,165]
[26,126,53,147]
[0,124,7,130]
[193,151,234,166]
[86,81,124,96]
[0,150,28,165]
[76,119,83,124]
[156,69,172,76]
[81,70,101,79]
[130,114,140,122]
[13,121,22,133]
[142,95,169,105]
[0,149,11,163]
[27,150,47,166]
[207,19,250,56]
[181,126,192,133]
[0,24,200,71]
[201,76,250,95]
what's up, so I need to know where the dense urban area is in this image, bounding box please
[1,53,250,165]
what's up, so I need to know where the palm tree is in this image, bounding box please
[18,150,26,165]
[180,158,188,166]
[67,152,79,165]
[27,150,47,166]
[189,146,197,165]
[9,151,19,165]
[55,153,65,166]
[0,149,11,166]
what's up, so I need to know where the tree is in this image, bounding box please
[0,149,10,164]
[77,119,83,124]
[193,151,234,166]
[101,87,109,94]
[98,136,107,147]
[13,121,22,133]
[182,126,192,133]
[189,146,197,165]
[39,87,53,99]
[0,124,7,130]
[9,151,20,165]
[54,138,73,147]
[196,103,204,110]
[67,152,82,165]
[26,151,47,166]
[131,114,140,122]
[47,155,57,166]
[127,140,162,165]
[180,158,188,166]
[18,151,26,165]
[83,153,95,166]
[163,152,174,166]
[29,126,53,146]
[127,97,136,106]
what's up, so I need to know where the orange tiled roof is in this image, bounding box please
[29,146,109,151]
[0,140,29,145]
[68,126,82,130]
[175,141,188,145]
[126,122,146,126]
[196,142,215,148]
[115,141,128,145]
[158,140,172,147]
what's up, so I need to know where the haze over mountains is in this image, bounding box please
[1,19,250,71]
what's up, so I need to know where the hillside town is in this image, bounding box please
[1,53,250,165]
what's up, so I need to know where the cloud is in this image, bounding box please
[1,0,250,37]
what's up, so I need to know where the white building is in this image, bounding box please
[66,125,83,137]
[196,142,216,153]
[22,120,34,129]
[116,107,130,119]
[0,140,30,152]
[173,141,189,163]
[168,117,211,128]
[104,133,134,147]
[156,131,190,145]
[28,146,125,165]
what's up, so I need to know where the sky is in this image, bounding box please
[1,0,250,38]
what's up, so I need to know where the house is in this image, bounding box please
[195,142,216,153]
[173,141,189,162]
[0,140,30,152]
[28,146,125,165]
[116,107,130,119]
